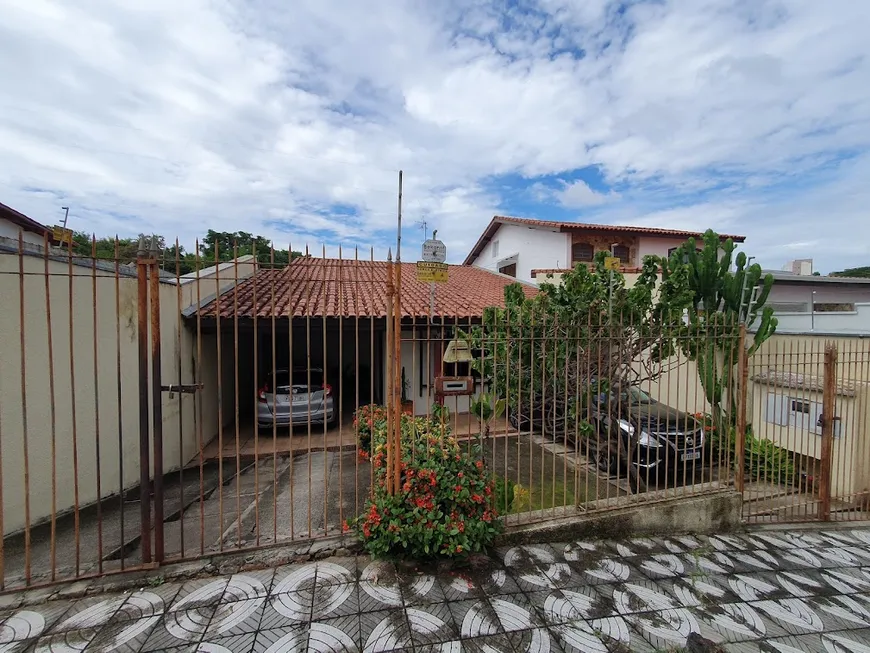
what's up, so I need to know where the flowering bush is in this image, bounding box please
[354,404,388,454]
[350,413,503,559]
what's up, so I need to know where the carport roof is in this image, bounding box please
[196,257,537,319]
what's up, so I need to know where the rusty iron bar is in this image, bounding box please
[114,237,126,568]
[174,239,185,558]
[393,255,402,498]
[735,324,748,494]
[136,251,152,564]
[67,242,82,575]
[214,240,225,552]
[385,251,395,495]
[287,242,296,542]
[194,240,206,556]
[91,236,104,573]
[43,233,58,580]
[150,260,165,563]
[321,247,329,536]
[819,342,838,521]
[232,245,241,548]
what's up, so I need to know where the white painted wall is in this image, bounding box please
[636,236,696,261]
[475,224,569,283]
[0,219,46,247]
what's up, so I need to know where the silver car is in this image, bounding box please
[257,367,336,428]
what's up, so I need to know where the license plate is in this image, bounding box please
[682,451,701,462]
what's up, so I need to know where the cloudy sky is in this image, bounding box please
[2,0,869,272]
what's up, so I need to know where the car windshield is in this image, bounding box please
[268,369,324,387]
[620,387,656,404]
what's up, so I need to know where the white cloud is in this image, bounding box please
[557,180,616,207]
[0,0,868,272]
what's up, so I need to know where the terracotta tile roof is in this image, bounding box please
[197,257,537,320]
[463,215,746,265]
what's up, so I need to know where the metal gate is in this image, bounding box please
[6,226,864,592]
[742,335,870,523]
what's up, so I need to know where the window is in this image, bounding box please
[499,263,517,278]
[667,247,703,259]
[572,242,594,263]
[791,400,811,414]
[612,244,631,264]
[492,240,499,258]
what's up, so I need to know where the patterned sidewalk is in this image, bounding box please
[1,527,870,652]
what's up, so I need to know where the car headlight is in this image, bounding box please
[637,431,662,448]
[616,419,635,435]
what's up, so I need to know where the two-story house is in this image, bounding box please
[462,216,745,285]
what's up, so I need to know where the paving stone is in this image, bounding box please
[359,608,410,652]
[405,602,458,646]
[250,625,308,653]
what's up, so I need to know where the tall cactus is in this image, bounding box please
[659,230,778,429]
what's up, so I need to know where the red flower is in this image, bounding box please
[471,494,483,503]
[475,460,484,469]
[454,485,462,493]
[457,472,464,479]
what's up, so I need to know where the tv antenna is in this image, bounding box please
[415,218,429,241]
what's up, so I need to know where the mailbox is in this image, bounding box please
[435,376,474,397]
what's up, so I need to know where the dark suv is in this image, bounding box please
[588,386,705,488]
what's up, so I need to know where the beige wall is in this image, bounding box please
[0,249,255,535]
[748,333,870,500]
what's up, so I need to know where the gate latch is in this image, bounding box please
[161,383,204,399]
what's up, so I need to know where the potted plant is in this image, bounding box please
[401,367,414,415]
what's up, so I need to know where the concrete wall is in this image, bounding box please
[475,224,569,283]
[0,249,256,535]
[769,304,870,335]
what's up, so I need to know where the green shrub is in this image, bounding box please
[353,404,388,455]
[695,412,796,486]
[351,413,503,559]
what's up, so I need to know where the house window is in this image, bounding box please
[612,244,631,264]
[668,247,703,259]
[499,263,517,278]
[572,242,594,264]
[492,240,499,258]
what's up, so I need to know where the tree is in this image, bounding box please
[199,230,301,266]
[830,266,870,278]
[464,252,690,438]
[656,230,777,431]
[66,230,302,274]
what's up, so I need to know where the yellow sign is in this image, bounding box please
[416,261,448,283]
[604,256,621,271]
[53,226,73,244]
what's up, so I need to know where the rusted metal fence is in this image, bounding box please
[7,231,866,591]
[744,335,870,523]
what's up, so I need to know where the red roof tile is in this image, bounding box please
[463,215,746,265]
[197,257,537,320]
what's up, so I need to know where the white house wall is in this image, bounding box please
[475,224,569,283]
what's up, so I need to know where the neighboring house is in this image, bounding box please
[0,201,56,246]
[194,257,538,417]
[763,270,870,335]
[463,215,745,285]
